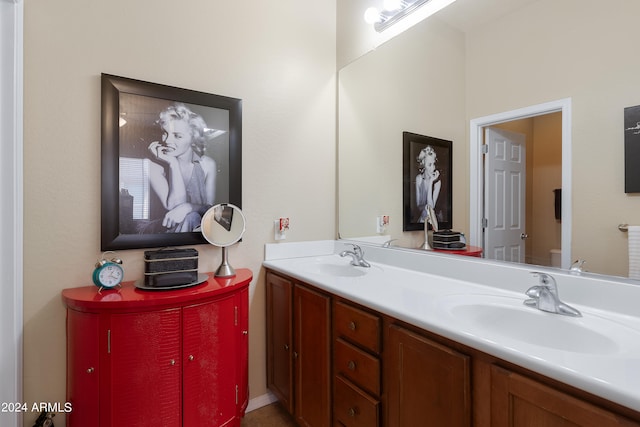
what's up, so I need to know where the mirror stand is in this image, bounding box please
[215,246,236,277]
[200,203,246,278]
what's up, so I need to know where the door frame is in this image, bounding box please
[1,1,24,426]
[469,98,572,269]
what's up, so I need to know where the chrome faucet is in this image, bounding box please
[524,272,581,317]
[340,244,371,268]
[570,259,586,273]
[382,239,398,248]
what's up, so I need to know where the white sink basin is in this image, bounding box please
[439,294,640,355]
[300,257,368,277]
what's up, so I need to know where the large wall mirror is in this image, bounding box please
[338,0,640,278]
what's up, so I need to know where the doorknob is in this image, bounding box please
[521,233,529,239]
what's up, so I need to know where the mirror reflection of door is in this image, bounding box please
[484,127,526,263]
[482,112,562,267]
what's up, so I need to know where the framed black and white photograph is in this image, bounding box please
[624,104,640,193]
[101,74,242,250]
[403,131,452,231]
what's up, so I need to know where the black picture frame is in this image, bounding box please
[624,104,640,193]
[101,74,242,250]
[403,131,452,231]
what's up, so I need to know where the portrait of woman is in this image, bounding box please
[117,94,230,236]
[403,132,452,231]
[415,145,441,224]
[144,103,217,233]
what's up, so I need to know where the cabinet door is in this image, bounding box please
[294,284,331,427]
[491,366,640,427]
[183,294,237,427]
[236,287,250,416]
[108,309,182,427]
[66,310,100,427]
[266,272,294,413]
[386,325,471,427]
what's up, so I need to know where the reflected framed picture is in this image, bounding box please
[624,104,640,193]
[403,131,452,231]
[101,74,242,250]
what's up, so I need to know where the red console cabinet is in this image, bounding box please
[62,269,252,427]
[433,245,483,257]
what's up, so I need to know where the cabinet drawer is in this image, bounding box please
[334,375,379,427]
[334,338,380,396]
[334,301,381,354]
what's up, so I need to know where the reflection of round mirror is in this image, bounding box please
[201,203,246,247]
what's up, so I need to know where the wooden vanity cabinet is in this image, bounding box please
[266,272,294,413]
[266,271,331,427]
[63,270,251,427]
[332,300,382,427]
[265,269,640,427]
[490,365,640,427]
[386,324,471,427]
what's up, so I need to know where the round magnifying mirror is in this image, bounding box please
[201,203,246,277]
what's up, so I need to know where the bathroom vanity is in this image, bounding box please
[264,241,640,427]
[62,270,252,427]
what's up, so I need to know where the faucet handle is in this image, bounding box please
[525,286,541,298]
[570,259,586,272]
[530,271,556,288]
[346,243,362,255]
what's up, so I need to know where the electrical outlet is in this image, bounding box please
[376,215,389,233]
[274,217,290,240]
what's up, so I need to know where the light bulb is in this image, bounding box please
[364,7,381,24]
[383,0,402,11]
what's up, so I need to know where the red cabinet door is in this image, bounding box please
[236,287,250,417]
[108,309,182,427]
[183,295,237,427]
[66,310,100,427]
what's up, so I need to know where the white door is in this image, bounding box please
[484,128,526,262]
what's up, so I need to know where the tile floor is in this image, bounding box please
[241,403,297,427]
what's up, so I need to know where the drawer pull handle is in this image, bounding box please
[348,321,357,331]
[188,355,194,361]
[170,359,176,366]
[348,407,358,417]
[293,351,298,359]
[347,360,356,371]
[284,344,289,351]
[86,367,94,374]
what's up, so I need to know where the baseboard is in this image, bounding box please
[245,391,278,413]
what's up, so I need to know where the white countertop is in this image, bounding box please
[263,240,640,413]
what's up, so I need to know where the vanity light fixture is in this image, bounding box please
[364,0,457,32]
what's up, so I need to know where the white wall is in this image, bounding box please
[22,0,336,424]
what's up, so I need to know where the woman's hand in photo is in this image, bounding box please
[162,203,193,229]
[148,140,175,165]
